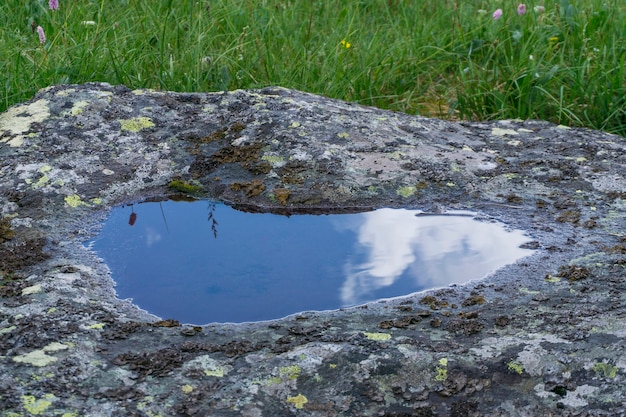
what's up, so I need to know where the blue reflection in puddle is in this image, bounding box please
[87,201,534,324]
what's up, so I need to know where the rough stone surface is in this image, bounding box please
[1,83,626,416]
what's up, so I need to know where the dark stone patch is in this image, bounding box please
[557,265,591,281]
[0,237,48,275]
[230,179,266,197]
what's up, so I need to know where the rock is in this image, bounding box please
[1,83,626,416]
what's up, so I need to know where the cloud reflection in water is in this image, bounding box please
[339,209,533,306]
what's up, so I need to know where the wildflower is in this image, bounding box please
[493,9,503,20]
[340,39,351,49]
[36,26,46,44]
[534,5,545,13]
[549,36,559,46]
[517,4,527,15]
[49,0,58,10]
[81,21,96,26]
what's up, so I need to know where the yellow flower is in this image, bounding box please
[340,39,351,49]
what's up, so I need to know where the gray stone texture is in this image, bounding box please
[1,83,625,416]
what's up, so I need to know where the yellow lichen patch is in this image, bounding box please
[43,342,69,352]
[119,116,155,132]
[64,194,87,208]
[61,100,89,116]
[13,350,57,367]
[0,325,16,335]
[507,360,524,375]
[289,121,301,128]
[396,186,416,198]
[22,394,55,415]
[435,358,448,381]
[181,384,194,394]
[593,362,618,378]
[0,99,50,147]
[286,394,308,409]
[279,365,301,380]
[91,197,102,205]
[261,154,285,166]
[22,284,42,295]
[32,175,50,188]
[204,367,225,377]
[337,132,350,139]
[519,287,540,295]
[86,323,106,330]
[491,128,519,137]
[363,332,391,341]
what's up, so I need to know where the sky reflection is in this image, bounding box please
[88,202,534,324]
[339,209,533,306]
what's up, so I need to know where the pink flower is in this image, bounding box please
[36,26,46,44]
[493,8,503,19]
[517,3,527,15]
[49,0,59,10]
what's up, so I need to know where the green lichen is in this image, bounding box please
[168,179,202,194]
[22,394,55,415]
[64,194,87,208]
[0,325,16,335]
[204,367,225,377]
[13,350,57,367]
[507,361,524,375]
[32,174,50,188]
[286,394,308,409]
[69,100,89,116]
[119,116,155,132]
[12,342,68,367]
[491,128,519,136]
[22,284,42,295]
[593,362,618,378]
[396,186,416,198]
[363,332,391,341]
[261,154,285,166]
[279,365,301,380]
[435,358,448,381]
[0,99,50,147]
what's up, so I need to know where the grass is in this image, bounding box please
[1,0,625,136]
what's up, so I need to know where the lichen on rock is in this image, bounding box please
[1,83,626,415]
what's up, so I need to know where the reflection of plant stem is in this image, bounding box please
[159,202,169,233]
[207,202,218,238]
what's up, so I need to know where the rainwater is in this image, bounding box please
[87,201,534,324]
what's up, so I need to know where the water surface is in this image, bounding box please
[88,201,534,324]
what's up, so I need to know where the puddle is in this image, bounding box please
[87,201,535,324]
